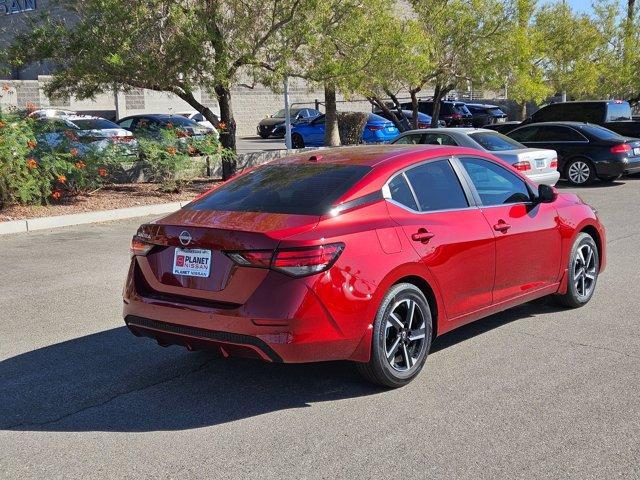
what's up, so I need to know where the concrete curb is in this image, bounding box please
[0,201,186,236]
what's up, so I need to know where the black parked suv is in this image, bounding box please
[525,100,640,138]
[466,103,508,127]
[400,100,473,127]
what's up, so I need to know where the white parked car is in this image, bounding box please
[28,109,77,119]
[393,128,560,186]
[178,111,219,137]
[36,115,139,158]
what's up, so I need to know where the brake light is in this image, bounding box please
[130,237,154,257]
[367,125,384,131]
[550,158,558,169]
[225,243,344,277]
[610,144,631,154]
[513,161,531,171]
[225,250,272,268]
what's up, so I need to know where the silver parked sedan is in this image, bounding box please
[392,128,560,186]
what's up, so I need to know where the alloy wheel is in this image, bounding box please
[573,243,597,299]
[568,161,591,184]
[384,298,427,372]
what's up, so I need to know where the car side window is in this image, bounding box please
[118,118,133,129]
[422,133,458,146]
[508,126,540,142]
[388,175,418,210]
[404,160,469,212]
[460,157,531,206]
[394,134,423,145]
[537,126,586,142]
[193,113,204,122]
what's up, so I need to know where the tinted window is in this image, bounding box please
[388,175,418,210]
[532,103,565,122]
[537,126,585,142]
[422,133,458,146]
[159,116,198,127]
[404,160,468,211]
[38,118,73,133]
[454,103,471,115]
[118,118,133,128]
[508,126,541,142]
[71,118,120,130]
[569,103,604,123]
[469,131,524,151]
[606,102,632,121]
[192,113,205,122]
[461,157,531,206]
[580,124,626,141]
[188,164,371,216]
[487,107,505,116]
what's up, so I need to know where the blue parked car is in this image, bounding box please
[291,113,400,148]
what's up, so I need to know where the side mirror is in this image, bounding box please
[536,183,557,203]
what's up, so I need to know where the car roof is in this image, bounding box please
[515,121,593,128]
[466,103,500,108]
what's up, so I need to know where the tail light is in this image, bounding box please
[367,125,384,131]
[611,144,631,154]
[225,243,344,277]
[513,161,531,172]
[550,158,558,169]
[130,237,154,257]
[450,113,462,120]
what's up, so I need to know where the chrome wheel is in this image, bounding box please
[384,298,427,372]
[567,160,591,184]
[573,243,597,299]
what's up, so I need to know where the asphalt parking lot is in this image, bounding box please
[1,177,639,479]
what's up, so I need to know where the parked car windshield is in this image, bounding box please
[188,164,372,216]
[71,118,120,130]
[469,131,525,151]
[606,102,632,121]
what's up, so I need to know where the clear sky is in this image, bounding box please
[561,0,593,13]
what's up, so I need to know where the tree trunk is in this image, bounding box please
[430,85,443,127]
[520,101,527,120]
[629,0,636,22]
[324,82,341,147]
[214,83,237,179]
[410,89,420,129]
[177,90,221,129]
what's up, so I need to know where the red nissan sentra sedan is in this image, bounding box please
[123,145,605,387]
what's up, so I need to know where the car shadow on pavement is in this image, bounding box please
[1,300,563,433]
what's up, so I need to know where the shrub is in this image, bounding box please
[337,112,368,145]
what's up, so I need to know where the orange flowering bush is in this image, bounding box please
[26,158,38,169]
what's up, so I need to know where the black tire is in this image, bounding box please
[291,133,305,149]
[553,233,599,308]
[357,283,432,388]
[258,130,270,139]
[565,158,595,186]
[597,174,622,183]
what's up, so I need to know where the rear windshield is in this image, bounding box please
[188,164,372,215]
[580,124,626,141]
[606,102,632,121]
[487,107,505,116]
[71,118,120,130]
[469,131,525,151]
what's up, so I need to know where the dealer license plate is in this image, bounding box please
[173,248,212,278]
[535,159,546,168]
[633,147,640,156]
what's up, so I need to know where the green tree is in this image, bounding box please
[409,0,511,126]
[8,0,314,179]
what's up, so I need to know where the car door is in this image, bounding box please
[456,156,561,304]
[512,125,588,172]
[306,115,326,146]
[384,158,496,320]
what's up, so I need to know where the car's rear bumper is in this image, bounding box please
[122,260,369,363]
[528,170,560,186]
[623,158,640,174]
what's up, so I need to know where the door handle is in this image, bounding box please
[411,228,435,243]
[493,220,511,233]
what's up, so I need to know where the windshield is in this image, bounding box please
[469,131,525,151]
[71,118,120,130]
[581,124,627,141]
[606,102,632,121]
[188,164,372,216]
